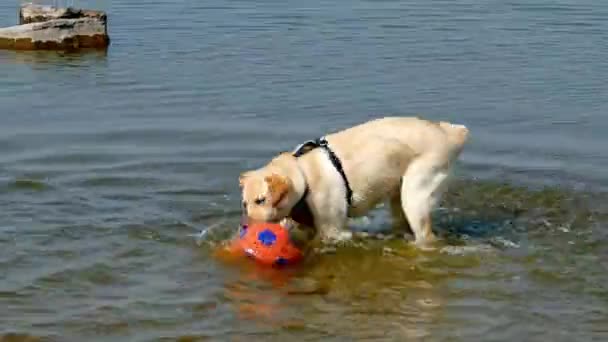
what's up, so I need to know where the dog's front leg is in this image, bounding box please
[309,192,352,244]
[316,216,351,244]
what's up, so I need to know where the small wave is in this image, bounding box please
[4,179,50,192]
[77,175,161,188]
[440,244,496,256]
[0,332,54,342]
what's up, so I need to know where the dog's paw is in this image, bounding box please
[412,235,441,251]
[336,230,353,241]
[321,229,353,245]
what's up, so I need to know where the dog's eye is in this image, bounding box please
[254,197,266,205]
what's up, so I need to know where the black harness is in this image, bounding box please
[289,137,353,227]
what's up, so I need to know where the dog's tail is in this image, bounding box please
[438,121,470,150]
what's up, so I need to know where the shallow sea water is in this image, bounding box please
[1,0,607,341]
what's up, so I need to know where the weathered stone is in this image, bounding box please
[19,4,107,25]
[0,18,109,51]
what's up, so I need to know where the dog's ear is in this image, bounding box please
[264,173,290,207]
[239,171,252,188]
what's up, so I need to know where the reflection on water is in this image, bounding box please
[206,179,608,340]
[216,241,447,340]
[0,49,108,66]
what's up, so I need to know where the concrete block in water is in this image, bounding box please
[19,4,107,25]
[0,18,109,50]
[0,3,109,51]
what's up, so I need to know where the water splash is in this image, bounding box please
[189,220,231,246]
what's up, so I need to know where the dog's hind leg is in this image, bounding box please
[400,155,450,245]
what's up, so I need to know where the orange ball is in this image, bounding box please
[229,222,304,266]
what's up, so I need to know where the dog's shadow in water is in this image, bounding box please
[348,207,520,251]
[435,209,521,249]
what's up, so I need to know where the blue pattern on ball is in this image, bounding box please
[258,228,277,246]
[275,257,288,266]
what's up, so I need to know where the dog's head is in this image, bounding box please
[239,153,304,223]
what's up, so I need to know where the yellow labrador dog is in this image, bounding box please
[239,116,469,245]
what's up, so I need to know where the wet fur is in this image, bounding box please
[239,116,469,245]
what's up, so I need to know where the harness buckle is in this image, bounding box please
[316,137,328,147]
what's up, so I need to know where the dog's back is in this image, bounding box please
[322,116,469,217]
[327,116,468,163]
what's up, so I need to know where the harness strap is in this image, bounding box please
[292,136,353,207]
